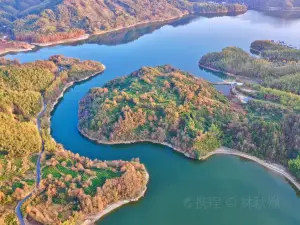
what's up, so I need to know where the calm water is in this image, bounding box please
[6,10,300,225]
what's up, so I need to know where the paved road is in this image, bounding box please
[15,98,46,225]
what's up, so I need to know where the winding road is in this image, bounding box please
[15,97,46,225]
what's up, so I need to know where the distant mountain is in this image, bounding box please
[0,0,247,44]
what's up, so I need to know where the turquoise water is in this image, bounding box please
[6,10,300,225]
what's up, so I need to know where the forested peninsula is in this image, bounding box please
[0,0,247,51]
[199,40,300,180]
[0,56,148,225]
[78,65,234,158]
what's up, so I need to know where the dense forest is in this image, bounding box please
[0,0,246,44]
[0,56,147,225]
[224,99,300,165]
[200,40,300,179]
[79,65,234,158]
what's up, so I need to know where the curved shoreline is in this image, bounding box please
[47,66,106,122]
[199,64,263,83]
[203,147,300,191]
[78,128,300,192]
[82,171,149,225]
[199,64,241,79]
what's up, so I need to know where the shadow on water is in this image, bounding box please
[199,66,230,80]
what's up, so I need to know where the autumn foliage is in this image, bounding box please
[25,150,148,224]
[79,65,233,158]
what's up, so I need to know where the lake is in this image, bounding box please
[6,10,300,225]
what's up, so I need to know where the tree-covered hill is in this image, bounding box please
[79,65,234,158]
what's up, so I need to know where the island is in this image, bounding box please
[0,56,148,225]
[199,40,300,180]
[0,0,247,52]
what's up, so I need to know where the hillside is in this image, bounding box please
[0,0,247,44]
[0,0,62,27]
[78,65,234,158]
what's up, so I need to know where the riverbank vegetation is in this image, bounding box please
[0,55,147,224]
[79,65,235,158]
[199,40,300,179]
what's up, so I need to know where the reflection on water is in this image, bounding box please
[85,15,199,46]
[83,12,245,47]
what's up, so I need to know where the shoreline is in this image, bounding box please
[4,9,247,51]
[78,128,193,159]
[81,171,149,225]
[199,64,240,78]
[78,129,300,192]
[31,34,90,47]
[199,64,263,83]
[0,45,35,56]
[202,147,300,191]
[46,66,106,124]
